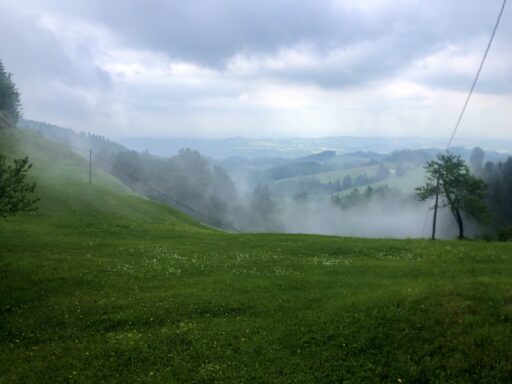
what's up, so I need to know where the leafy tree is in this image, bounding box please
[374,164,391,181]
[395,162,407,177]
[470,147,485,174]
[354,174,370,187]
[0,155,39,217]
[481,157,512,232]
[363,186,374,199]
[341,175,352,190]
[497,226,512,242]
[246,184,281,231]
[332,184,403,210]
[103,148,238,229]
[0,60,22,123]
[416,153,487,239]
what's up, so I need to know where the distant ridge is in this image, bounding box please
[119,136,512,159]
[18,119,126,154]
[294,150,337,163]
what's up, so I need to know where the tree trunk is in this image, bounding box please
[456,210,464,239]
[450,208,464,239]
[443,184,465,240]
[431,176,441,240]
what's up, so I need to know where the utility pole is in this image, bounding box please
[89,150,93,184]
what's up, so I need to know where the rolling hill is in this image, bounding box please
[0,126,208,237]
[1,126,512,383]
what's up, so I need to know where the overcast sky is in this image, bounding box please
[1,0,511,139]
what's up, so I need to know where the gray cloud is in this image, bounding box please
[0,1,113,126]
[0,3,111,89]
[29,0,511,90]
[0,0,510,138]
[74,0,370,67]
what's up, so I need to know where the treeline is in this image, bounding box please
[0,60,22,124]
[16,117,281,231]
[266,159,395,182]
[19,119,125,154]
[96,148,285,232]
[329,151,512,240]
[266,161,337,180]
[273,164,393,197]
[331,184,407,210]
[19,118,238,229]
[0,60,39,217]
[481,157,512,239]
[99,148,238,229]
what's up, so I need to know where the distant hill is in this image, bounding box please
[119,136,512,159]
[4,123,512,383]
[294,150,337,163]
[3,118,512,384]
[17,119,512,166]
[18,119,126,154]
[12,119,511,219]
[0,126,205,231]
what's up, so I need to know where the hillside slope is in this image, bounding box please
[0,127,208,239]
[1,126,512,383]
[0,111,12,131]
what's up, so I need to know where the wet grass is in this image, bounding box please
[2,222,512,383]
[1,128,512,383]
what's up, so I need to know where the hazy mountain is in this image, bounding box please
[119,136,512,159]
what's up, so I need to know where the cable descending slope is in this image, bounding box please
[422,0,508,238]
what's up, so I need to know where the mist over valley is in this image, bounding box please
[2,1,512,381]
[18,119,511,239]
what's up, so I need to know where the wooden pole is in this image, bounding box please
[89,150,92,184]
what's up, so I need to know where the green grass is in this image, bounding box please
[1,128,512,383]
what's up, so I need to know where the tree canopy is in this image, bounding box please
[481,157,512,237]
[0,60,22,123]
[470,147,485,174]
[416,153,487,239]
[0,155,39,217]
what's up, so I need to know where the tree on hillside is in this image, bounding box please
[246,184,281,231]
[103,147,239,228]
[341,175,352,190]
[354,174,370,187]
[470,147,485,174]
[481,157,512,233]
[416,153,487,239]
[0,155,39,217]
[374,164,391,181]
[395,162,407,177]
[0,60,22,123]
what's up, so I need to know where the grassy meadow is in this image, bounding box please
[1,128,512,383]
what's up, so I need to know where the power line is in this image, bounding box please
[37,134,242,233]
[425,0,508,238]
[445,0,508,150]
